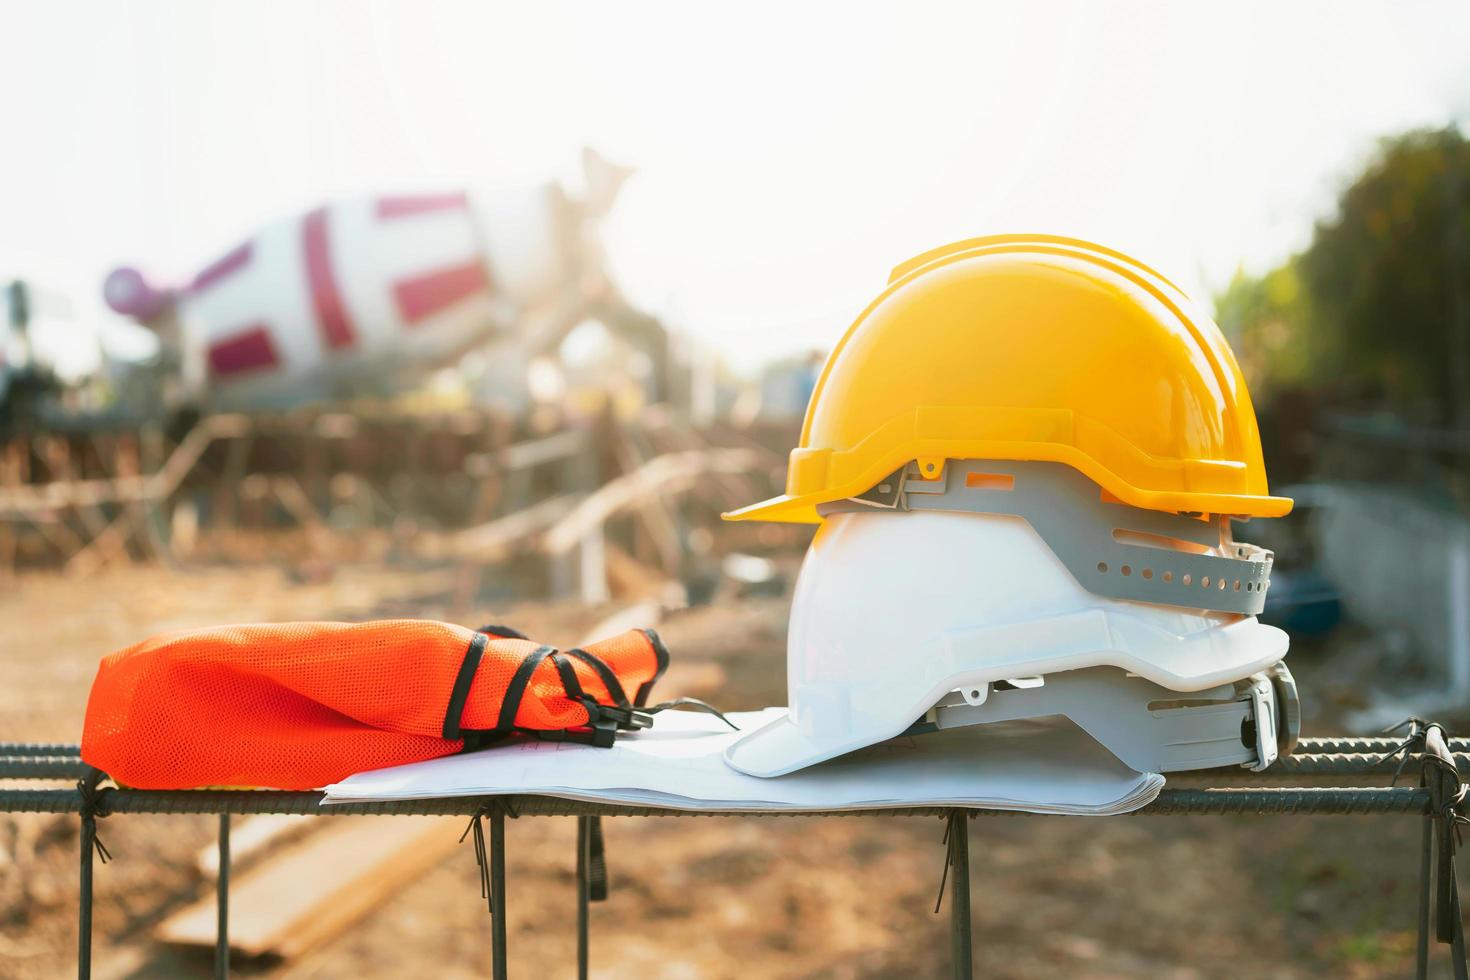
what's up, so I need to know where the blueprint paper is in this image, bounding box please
[323,709,1163,816]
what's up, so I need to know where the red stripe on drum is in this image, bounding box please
[302,207,356,351]
[393,260,491,326]
[190,241,252,293]
[208,324,279,378]
[376,192,469,219]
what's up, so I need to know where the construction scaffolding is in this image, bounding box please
[0,410,788,603]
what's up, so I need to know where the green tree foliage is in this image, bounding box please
[1214,257,1314,395]
[1217,128,1470,427]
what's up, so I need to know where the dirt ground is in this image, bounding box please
[0,562,1451,978]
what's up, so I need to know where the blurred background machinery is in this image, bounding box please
[0,150,810,618]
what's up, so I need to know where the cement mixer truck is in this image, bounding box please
[102,150,647,413]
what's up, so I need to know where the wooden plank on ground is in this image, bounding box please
[156,815,464,960]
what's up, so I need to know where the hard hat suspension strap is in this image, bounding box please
[822,459,1274,615]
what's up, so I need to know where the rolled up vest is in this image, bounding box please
[81,620,668,790]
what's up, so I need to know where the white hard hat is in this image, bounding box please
[724,460,1295,778]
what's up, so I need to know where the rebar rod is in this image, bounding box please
[78,808,96,980]
[490,811,507,980]
[0,742,81,757]
[3,738,1462,767]
[7,737,1463,758]
[1215,753,1470,776]
[576,817,591,980]
[0,786,1435,817]
[948,810,972,980]
[8,754,1460,784]
[1298,736,1467,755]
[216,814,230,980]
[0,757,91,779]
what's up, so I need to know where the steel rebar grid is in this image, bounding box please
[0,732,1454,980]
[12,750,1468,784]
[9,736,1464,760]
[0,785,1436,817]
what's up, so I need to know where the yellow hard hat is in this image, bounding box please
[725,234,1292,523]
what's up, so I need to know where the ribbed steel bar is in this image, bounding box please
[3,738,1460,760]
[215,814,229,980]
[0,742,81,757]
[77,767,106,980]
[576,817,591,980]
[0,786,1435,817]
[949,810,973,980]
[8,738,1463,757]
[490,811,508,980]
[8,753,1453,783]
[1203,753,1470,777]
[79,805,96,980]
[3,740,1462,775]
[0,756,91,779]
[1298,736,1468,755]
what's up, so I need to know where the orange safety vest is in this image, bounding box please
[80,620,670,790]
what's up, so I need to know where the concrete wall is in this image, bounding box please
[1312,482,1470,692]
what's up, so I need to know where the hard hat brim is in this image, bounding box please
[721,493,822,524]
[723,708,862,778]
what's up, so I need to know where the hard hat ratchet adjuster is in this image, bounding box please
[905,661,1298,773]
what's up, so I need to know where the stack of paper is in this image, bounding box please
[323,708,1162,816]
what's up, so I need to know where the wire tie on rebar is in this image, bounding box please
[459,799,518,914]
[77,769,112,864]
[1378,717,1431,787]
[460,806,492,913]
[933,812,961,914]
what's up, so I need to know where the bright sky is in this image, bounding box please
[3,1,1468,375]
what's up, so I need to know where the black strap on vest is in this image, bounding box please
[493,645,558,733]
[549,650,620,748]
[442,632,490,740]
[633,628,671,707]
[443,623,732,753]
[442,631,557,752]
[563,647,632,709]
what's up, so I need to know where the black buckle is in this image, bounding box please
[534,717,622,748]
[589,717,619,748]
[597,704,655,731]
